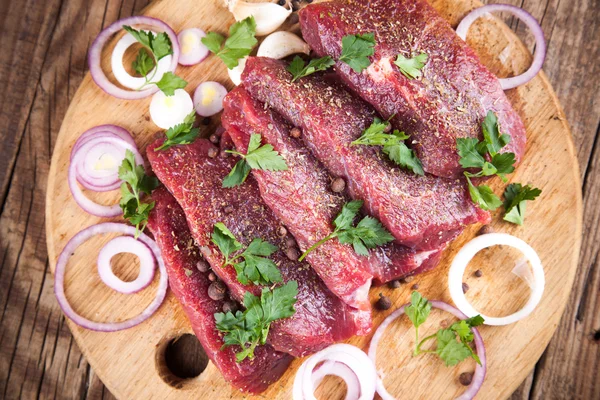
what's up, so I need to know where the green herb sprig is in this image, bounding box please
[406,291,484,366]
[154,111,199,151]
[123,26,187,95]
[202,16,257,69]
[299,200,394,261]
[502,183,542,225]
[394,52,428,79]
[339,33,376,73]
[211,223,283,286]
[118,150,160,238]
[287,55,335,82]
[222,133,288,187]
[215,281,298,362]
[352,118,424,175]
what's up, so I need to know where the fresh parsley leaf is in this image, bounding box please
[211,223,282,286]
[457,137,486,170]
[223,134,287,187]
[132,49,155,78]
[123,26,153,48]
[482,111,511,156]
[155,72,187,96]
[435,329,473,367]
[118,150,160,237]
[299,200,394,260]
[202,17,257,69]
[503,183,542,225]
[352,118,424,175]
[151,32,174,60]
[215,281,298,362]
[465,175,503,211]
[287,55,335,82]
[490,152,516,179]
[339,33,376,73]
[406,291,431,329]
[154,111,199,151]
[394,52,428,79]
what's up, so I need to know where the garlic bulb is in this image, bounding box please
[228,56,248,85]
[257,31,311,59]
[226,0,292,36]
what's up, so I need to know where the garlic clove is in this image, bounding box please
[227,0,292,36]
[228,56,248,85]
[257,31,311,59]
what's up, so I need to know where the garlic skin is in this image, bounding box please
[257,31,311,59]
[228,56,248,85]
[226,0,292,36]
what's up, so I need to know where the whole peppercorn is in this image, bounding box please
[196,260,210,273]
[285,247,299,261]
[477,225,494,236]
[411,283,420,291]
[331,178,346,193]
[459,372,474,386]
[387,280,401,289]
[462,282,470,293]
[277,226,288,237]
[278,0,286,5]
[474,269,483,278]
[375,293,392,310]
[401,276,414,284]
[208,272,217,282]
[209,134,220,144]
[208,281,227,301]
[222,300,239,313]
[290,127,302,138]
[207,147,218,158]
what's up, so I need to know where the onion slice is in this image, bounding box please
[368,301,486,400]
[448,233,545,326]
[54,223,168,332]
[177,28,210,66]
[88,16,180,100]
[69,136,141,217]
[257,31,311,59]
[150,89,194,129]
[228,56,248,86]
[97,236,155,294]
[293,343,377,400]
[456,4,546,90]
[194,82,228,117]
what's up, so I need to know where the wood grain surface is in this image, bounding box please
[0,0,598,399]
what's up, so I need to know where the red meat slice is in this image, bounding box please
[147,139,371,357]
[299,0,526,179]
[147,187,292,393]
[241,57,490,250]
[222,86,444,284]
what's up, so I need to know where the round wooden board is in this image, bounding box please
[45,0,582,398]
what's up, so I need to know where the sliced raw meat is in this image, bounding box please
[147,187,292,394]
[241,57,490,250]
[147,139,371,357]
[299,0,526,179]
[222,86,444,284]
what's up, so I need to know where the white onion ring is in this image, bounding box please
[177,28,209,66]
[110,30,173,90]
[149,89,194,129]
[293,343,377,400]
[69,136,142,217]
[456,4,546,90]
[368,301,486,400]
[193,81,228,117]
[97,236,155,294]
[311,361,360,400]
[54,223,168,332]
[88,16,180,100]
[71,125,135,159]
[448,233,544,326]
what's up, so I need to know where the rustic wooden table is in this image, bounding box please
[0,0,598,399]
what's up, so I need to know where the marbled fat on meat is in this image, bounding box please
[147,187,292,394]
[299,0,526,179]
[147,139,371,357]
[241,57,490,250]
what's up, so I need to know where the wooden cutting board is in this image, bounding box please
[45,0,582,398]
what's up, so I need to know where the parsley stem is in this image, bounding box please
[414,333,437,355]
[298,233,336,261]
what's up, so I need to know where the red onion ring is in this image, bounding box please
[71,125,136,159]
[97,236,155,294]
[293,343,377,400]
[456,4,546,90]
[88,16,180,100]
[368,301,486,400]
[177,28,210,66]
[54,223,168,332]
[69,136,141,216]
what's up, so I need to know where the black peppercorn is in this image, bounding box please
[459,372,473,386]
[387,280,401,289]
[462,282,470,293]
[290,127,302,138]
[207,147,218,158]
[196,260,210,273]
[474,269,483,278]
[411,283,419,291]
[209,134,219,144]
[208,272,217,282]
[222,300,239,313]
[375,293,392,310]
[208,281,227,301]
[331,177,346,193]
